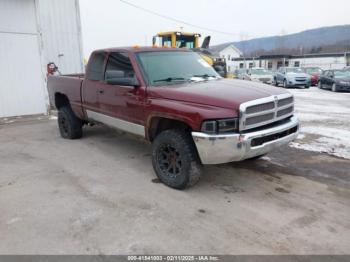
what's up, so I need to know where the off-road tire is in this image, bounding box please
[152,129,202,189]
[57,106,83,139]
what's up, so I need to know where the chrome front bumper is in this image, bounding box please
[192,116,299,165]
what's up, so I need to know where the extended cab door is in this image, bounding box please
[82,51,108,113]
[95,52,146,137]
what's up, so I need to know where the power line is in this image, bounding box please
[119,0,250,38]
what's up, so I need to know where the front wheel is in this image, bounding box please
[283,79,288,88]
[274,78,279,86]
[152,130,202,189]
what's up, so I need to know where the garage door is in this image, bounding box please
[0,0,47,118]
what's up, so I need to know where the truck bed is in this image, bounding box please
[47,74,85,118]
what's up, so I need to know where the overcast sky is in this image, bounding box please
[79,0,350,57]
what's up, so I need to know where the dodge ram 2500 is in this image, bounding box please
[47,47,299,189]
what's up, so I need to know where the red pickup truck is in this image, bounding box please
[48,47,299,189]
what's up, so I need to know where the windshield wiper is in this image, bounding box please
[153,77,187,83]
[192,74,218,79]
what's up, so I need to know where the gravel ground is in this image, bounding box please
[0,86,349,255]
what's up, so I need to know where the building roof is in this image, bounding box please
[209,43,243,56]
[232,52,350,61]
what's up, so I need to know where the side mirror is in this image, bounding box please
[330,75,334,78]
[152,36,156,46]
[106,77,140,87]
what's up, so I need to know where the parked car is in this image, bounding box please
[233,68,247,79]
[48,47,298,189]
[344,66,350,71]
[318,69,350,92]
[302,67,323,86]
[274,67,311,88]
[244,67,274,84]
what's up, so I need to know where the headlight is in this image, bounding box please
[201,118,239,134]
[339,81,350,85]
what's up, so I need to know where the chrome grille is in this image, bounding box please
[277,106,294,117]
[239,94,294,131]
[245,113,274,125]
[246,102,274,114]
[278,97,293,107]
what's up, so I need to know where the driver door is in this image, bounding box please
[97,52,145,136]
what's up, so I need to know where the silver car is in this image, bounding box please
[274,67,311,88]
[244,68,274,84]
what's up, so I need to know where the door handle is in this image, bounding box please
[98,89,104,94]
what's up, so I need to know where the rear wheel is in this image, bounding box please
[57,106,83,139]
[274,78,279,86]
[152,130,202,189]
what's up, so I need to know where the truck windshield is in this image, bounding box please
[136,51,220,85]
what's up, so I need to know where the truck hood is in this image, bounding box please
[147,79,289,110]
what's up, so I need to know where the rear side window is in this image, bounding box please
[87,52,106,81]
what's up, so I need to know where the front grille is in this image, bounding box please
[245,113,274,125]
[295,78,307,82]
[277,106,294,117]
[246,102,274,114]
[278,97,293,107]
[240,94,294,131]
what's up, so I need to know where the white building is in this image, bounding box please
[209,43,242,71]
[230,53,350,71]
[0,0,84,118]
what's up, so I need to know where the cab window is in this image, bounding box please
[87,52,106,81]
[104,52,135,81]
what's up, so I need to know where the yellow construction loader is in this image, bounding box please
[152,31,227,77]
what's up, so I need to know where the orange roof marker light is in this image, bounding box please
[132,45,140,49]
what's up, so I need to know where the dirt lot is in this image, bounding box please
[0,87,349,255]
